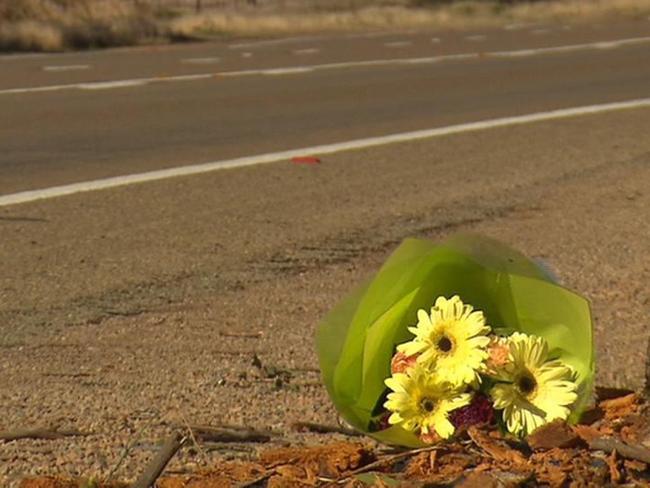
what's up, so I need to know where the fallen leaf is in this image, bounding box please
[291,156,321,165]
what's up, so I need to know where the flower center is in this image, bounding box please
[420,397,436,413]
[517,373,537,395]
[437,335,453,353]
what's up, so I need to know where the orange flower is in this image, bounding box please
[485,337,510,374]
[391,351,419,374]
[420,430,441,444]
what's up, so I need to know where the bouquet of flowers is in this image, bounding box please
[316,234,594,447]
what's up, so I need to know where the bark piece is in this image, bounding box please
[527,420,582,450]
[572,424,601,444]
[467,427,527,466]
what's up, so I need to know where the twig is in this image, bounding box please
[216,350,260,356]
[0,427,86,442]
[288,381,322,388]
[105,419,153,483]
[201,442,256,453]
[589,437,650,464]
[190,425,274,443]
[42,372,93,378]
[291,421,361,437]
[327,445,442,486]
[289,366,320,373]
[132,432,186,488]
[179,411,210,466]
[237,468,277,488]
[220,331,263,339]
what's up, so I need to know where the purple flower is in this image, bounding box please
[450,393,495,429]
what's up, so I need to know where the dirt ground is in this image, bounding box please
[1,108,650,485]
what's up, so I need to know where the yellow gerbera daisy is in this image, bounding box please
[384,364,471,439]
[489,332,578,437]
[397,295,491,386]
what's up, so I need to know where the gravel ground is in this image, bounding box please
[1,109,649,485]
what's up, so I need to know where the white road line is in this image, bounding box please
[384,41,412,48]
[78,80,150,90]
[2,36,650,96]
[488,39,643,58]
[345,31,411,39]
[430,37,441,43]
[2,97,650,208]
[241,52,253,58]
[504,23,535,31]
[263,67,315,75]
[229,35,325,49]
[293,48,320,55]
[43,64,90,72]
[182,57,221,64]
[466,35,487,42]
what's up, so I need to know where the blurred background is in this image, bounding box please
[3,0,650,52]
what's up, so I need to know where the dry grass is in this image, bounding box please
[507,0,650,22]
[169,5,498,38]
[0,0,160,52]
[2,0,650,52]
[169,0,650,39]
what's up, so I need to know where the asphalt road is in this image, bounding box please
[1,18,650,484]
[1,19,650,194]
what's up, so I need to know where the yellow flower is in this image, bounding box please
[384,364,471,439]
[397,295,490,386]
[489,332,578,437]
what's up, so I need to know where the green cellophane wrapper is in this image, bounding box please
[316,234,594,447]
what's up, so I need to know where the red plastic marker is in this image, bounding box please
[291,156,321,165]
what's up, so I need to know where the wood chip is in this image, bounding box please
[572,424,601,443]
[607,449,622,484]
[600,393,639,419]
